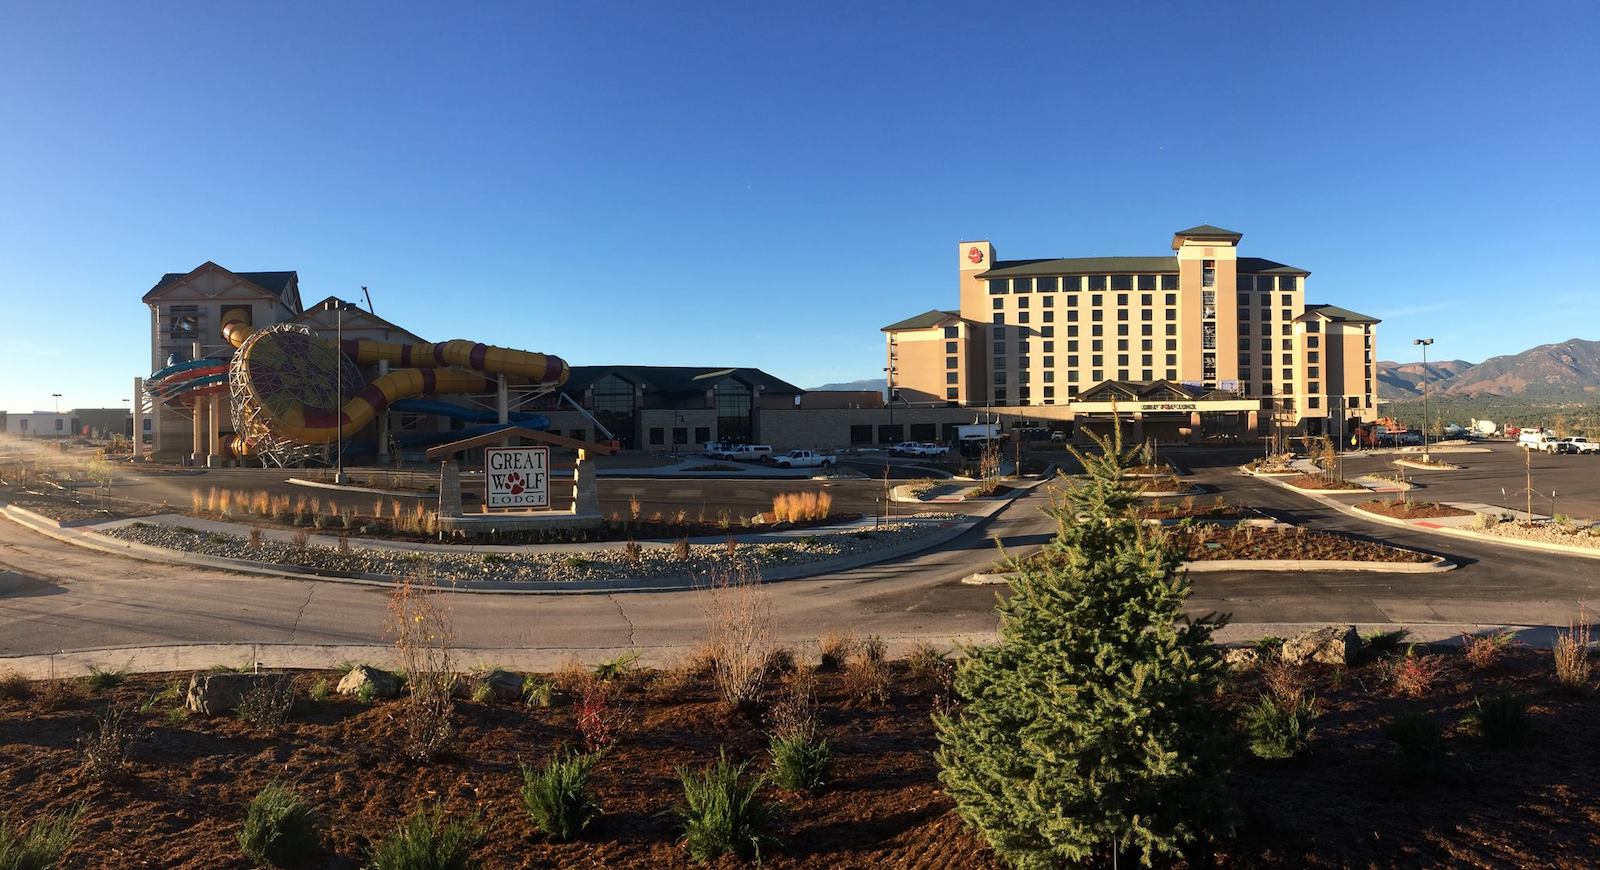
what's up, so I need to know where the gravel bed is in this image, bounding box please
[1480,520,1600,549]
[97,520,953,583]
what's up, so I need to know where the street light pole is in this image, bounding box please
[1413,338,1434,461]
[334,307,347,484]
[51,393,62,440]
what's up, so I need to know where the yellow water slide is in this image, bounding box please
[223,308,568,447]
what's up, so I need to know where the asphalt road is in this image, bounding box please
[1336,443,1600,519]
[5,446,1600,659]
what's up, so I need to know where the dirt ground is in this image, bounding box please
[1,648,1597,867]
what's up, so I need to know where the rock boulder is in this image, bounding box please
[337,664,401,699]
[1281,625,1360,666]
[186,671,285,716]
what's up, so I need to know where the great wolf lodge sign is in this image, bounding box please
[485,446,550,509]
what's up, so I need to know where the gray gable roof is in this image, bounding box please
[142,262,300,306]
[561,365,804,398]
[882,309,961,331]
[1237,257,1310,276]
[1173,224,1242,239]
[1297,304,1380,324]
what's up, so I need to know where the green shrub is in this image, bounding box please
[0,804,83,870]
[936,425,1229,867]
[238,783,320,867]
[593,653,639,682]
[675,750,776,863]
[1467,695,1530,749]
[307,678,330,703]
[78,704,135,780]
[523,679,554,708]
[1385,713,1447,777]
[84,665,125,692]
[1241,695,1315,760]
[236,675,296,730]
[768,728,831,791]
[367,804,481,870]
[520,750,601,841]
[1361,629,1410,657]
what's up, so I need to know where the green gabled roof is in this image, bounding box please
[1297,304,1381,324]
[1237,257,1311,276]
[978,256,1179,279]
[881,309,961,331]
[1173,224,1242,239]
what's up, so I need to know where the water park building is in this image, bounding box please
[882,224,1382,440]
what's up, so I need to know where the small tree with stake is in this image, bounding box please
[935,422,1231,867]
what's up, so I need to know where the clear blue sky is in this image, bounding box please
[2,1,1596,411]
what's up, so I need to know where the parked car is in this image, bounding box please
[1559,437,1600,455]
[703,441,734,459]
[726,444,774,462]
[916,441,950,457]
[1518,430,1561,453]
[772,449,836,468]
[889,441,945,457]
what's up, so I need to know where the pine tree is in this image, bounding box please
[936,424,1230,867]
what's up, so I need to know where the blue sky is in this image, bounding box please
[1,1,1596,411]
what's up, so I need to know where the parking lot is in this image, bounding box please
[1338,442,1600,519]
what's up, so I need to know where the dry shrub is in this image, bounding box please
[623,540,643,566]
[768,668,819,739]
[79,703,136,780]
[818,632,856,672]
[218,489,234,517]
[1554,613,1592,695]
[673,538,692,561]
[628,495,642,521]
[1391,651,1446,699]
[190,490,204,513]
[553,658,592,698]
[0,670,31,701]
[252,491,270,516]
[651,647,713,700]
[843,636,891,706]
[385,573,456,760]
[1462,631,1516,670]
[574,677,628,752]
[272,495,291,521]
[206,487,219,513]
[764,647,797,680]
[700,562,773,717]
[770,491,835,523]
[248,527,263,549]
[290,529,310,553]
[905,644,953,693]
[1260,661,1310,708]
[724,536,739,561]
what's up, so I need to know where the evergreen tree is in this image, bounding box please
[936,425,1230,867]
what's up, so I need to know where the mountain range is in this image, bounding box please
[1378,338,1600,400]
[811,338,1600,401]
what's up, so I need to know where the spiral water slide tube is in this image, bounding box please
[225,308,568,448]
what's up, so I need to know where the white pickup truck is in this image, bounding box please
[771,449,837,468]
[890,441,949,458]
[1559,437,1600,455]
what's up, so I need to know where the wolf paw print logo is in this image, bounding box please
[504,472,526,495]
[967,246,984,264]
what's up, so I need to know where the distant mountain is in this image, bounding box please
[1376,359,1475,398]
[809,378,886,394]
[1378,338,1600,400]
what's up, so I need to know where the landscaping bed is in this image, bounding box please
[1283,473,1364,491]
[1173,524,1435,563]
[1,492,167,523]
[2,646,1597,867]
[1480,519,1600,549]
[1137,476,1199,495]
[1140,496,1251,522]
[1394,457,1464,470]
[95,520,949,583]
[1355,499,1474,520]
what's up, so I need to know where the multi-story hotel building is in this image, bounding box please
[884,225,1380,439]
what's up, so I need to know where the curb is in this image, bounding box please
[1,503,994,595]
[1391,459,1463,472]
[287,477,432,498]
[1256,474,1600,562]
[963,553,1454,584]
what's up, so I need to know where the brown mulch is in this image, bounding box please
[1284,473,1362,491]
[1141,498,1249,521]
[1175,525,1434,562]
[3,493,167,522]
[1356,499,1475,520]
[3,649,1598,866]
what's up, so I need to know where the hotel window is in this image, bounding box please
[168,305,200,340]
[1041,326,1055,337]
[1308,351,1320,363]
[945,340,957,353]
[1092,369,1103,381]
[1349,396,1360,409]
[1202,323,1217,349]
[946,356,958,369]
[1142,369,1154,380]
[1309,367,1321,379]
[1091,294,1103,307]
[1138,275,1156,291]
[1063,277,1082,291]
[1116,293,1128,306]
[1042,295,1054,307]
[1261,383,1273,395]
[1066,340,1077,352]
[1165,324,1177,336]
[1309,382,1321,393]
[1237,274,1254,291]
[992,313,1003,324]
[1161,275,1179,290]
[1282,294,1293,307]
[993,298,1003,310]
[1166,368,1178,379]
[1260,353,1270,365]
[1067,325,1079,337]
[1141,309,1153,321]
[1067,369,1079,382]
[1141,324,1153,336]
[1281,324,1292,335]
[993,390,1007,404]
[1043,311,1054,323]
[1018,312,1030,324]
[1238,338,1251,351]
[1142,355,1153,366]
[1140,293,1153,307]
[1043,341,1054,352]
[1044,386,1055,399]
[1067,309,1079,322]
[1037,276,1059,292]
[944,325,959,338]
[1088,276,1107,291]
[1306,335,1319,348]
[1282,309,1293,321]
[1282,368,1293,381]
[1044,371,1054,383]
[1117,338,1129,351]
[1117,369,1130,380]
[988,280,1008,294]
[1092,325,1103,336]
[1116,309,1128,321]
[947,387,959,399]
[1067,294,1078,306]
[1091,339,1104,351]
[1019,356,1030,370]
[1202,259,1216,287]
[1015,277,1034,293]
[1240,323,1251,336]
[1092,354,1103,366]
[1165,292,1177,305]
[1308,397,1321,409]
[1201,290,1216,319]
[1261,307,1272,320]
[994,370,1007,383]
[1117,354,1129,366]
[1282,353,1293,365]
[1141,339,1153,351]
[1112,276,1132,291]
[1165,308,1176,321]
[1043,355,1054,367]
[1305,319,1320,333]
[1016,296,1029,308]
